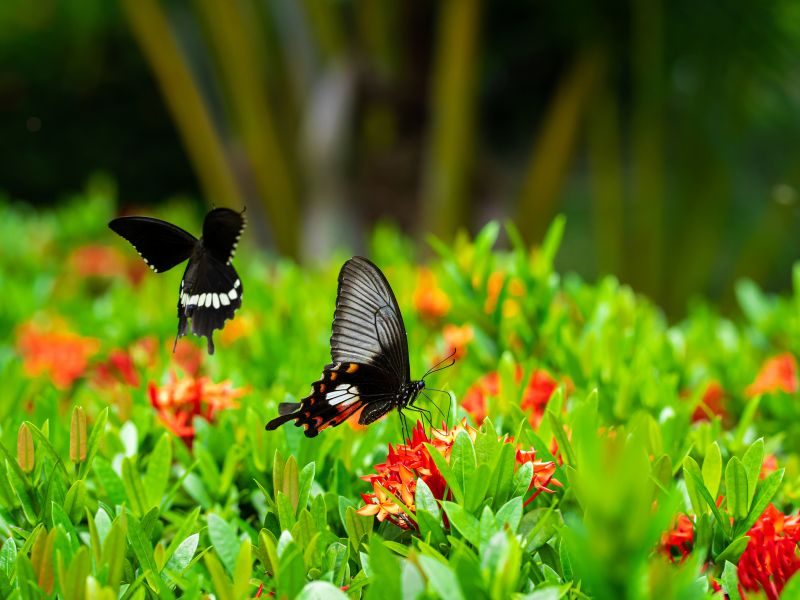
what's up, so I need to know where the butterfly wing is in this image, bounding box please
[265,362,397,437]
[108,216,197,272]
[176,253,243,354]
[202,208,246,264]
[331,256,411,384]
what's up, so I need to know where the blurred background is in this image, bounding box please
[2,0,800,316]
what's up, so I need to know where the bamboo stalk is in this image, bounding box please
[421,0,482,240]
[193,0,301,258]
[516,49,602,243]
[121,0,242,210]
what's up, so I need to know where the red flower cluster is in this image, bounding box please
[747,353,799,398]
[462,365,567,428]
[357,420,559,528]
[689,380,727,423]
[149,374,246,445]
[738,503,800,599]
[659,514,694,563]
[93,349,140,388]
[68,243,147,285]
[16,322,101,389]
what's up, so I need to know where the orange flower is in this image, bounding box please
[148,374,246,445]
[219,312,255,347]
[442,324,473,361]
[16,322,100,389]
[738,504,800,600]
[93,348,139,388]
[482,271,525,316]
[462,365,566,428]
[747,353,799,397]
[413,268,450,320]
[688,380,727,423]
[761,454,778,480]
[660,514,694,563]
[68,244,146,284]
[170,340,204,377]
[357,420,559,528]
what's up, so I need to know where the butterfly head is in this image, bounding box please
[404,380,425,407]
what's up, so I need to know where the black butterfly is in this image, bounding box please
[108,208,245,355]
[266,256,452,438]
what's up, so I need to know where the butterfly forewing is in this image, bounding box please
[108,217,196,272]
[331,257,410,382]
[202,208,245,264]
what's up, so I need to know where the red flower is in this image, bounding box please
[16,322,100,389]
[93,349,140,388]
[357,420,559,528]
[68,244,147,284]
[413,268,450,321]
[761,454,778,480]
[660,514,694,563]
[170,340,204,377]
[738,504,800,600]
[747,353,799,397]
[688,380,727,423]
[462,365,567,428]
[148,374,246,445]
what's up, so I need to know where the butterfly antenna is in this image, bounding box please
[422,348,457,380]
[421,391,448,429]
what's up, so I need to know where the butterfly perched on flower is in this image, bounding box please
[108,208,245,355]
[266,256,452,438]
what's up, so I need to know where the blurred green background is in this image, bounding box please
[2,0,800,315]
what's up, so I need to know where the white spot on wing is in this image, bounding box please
[220,293,230,306]
[234,279,240,288]
[198,293,207,306]
[212,293,220,309]
[229,288,238,300]
[326,384,359,406]
[189,295,199,306]
[204,294,213,307]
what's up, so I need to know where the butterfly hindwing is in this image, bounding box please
[265,361,397,437]
[108,216,197,272]
[176,254,243,354]
[202,208,246,264]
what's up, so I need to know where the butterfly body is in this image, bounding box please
[266,256,424,437]
[108,208,245,354]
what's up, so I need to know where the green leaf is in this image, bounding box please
[121,457,148,517]
[547,410,575,467]
[344,507,373,558]
[725,457,749,519]
[734,468,784,538]
[5,459,37,525]
[297,581,350,600]
[297,462,315,516]
[364,536,401,600]
[518,507,557,551]
[102,516,126,591]
[232,539,253,600]
[79,407,108,480]
[93,458,126,507]
[0,538,16,578]
[741,438,764,507]
[487,443,516,508]
[442,502,480,547]
[721,561,743,600]
[716,535,750,565]
[683,456,706,516]
[424,443,464,505]
[283,455,300,513]
[207,514,240,577]
[144,433,172,510]
[164,533,198,574]
[465,463,491,513]
[204,552,233,600]
[63,480,87,526]
[276,491,297,531]
[163,506,200,567]
[418,555,465,600]
[451,431,477,499]
[701,442,722,500]
[496,497,523,533]
[126,511,159,588]
[685,466,731,538]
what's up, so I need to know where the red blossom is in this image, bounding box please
[761,454,778,480]
[170,340,204,377]
[659,514,694,563]
[357,419,559,529]
[462,365,567,428]
[688,380,727,423]
[16,322,100,389]
[149,373,246,445]
[747,353,799,398]
[737,504,800,600]
[68,243,147,284]
[93,348,140,388]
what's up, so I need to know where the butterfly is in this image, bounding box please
[266,256,452,438]
[108,207,245,355]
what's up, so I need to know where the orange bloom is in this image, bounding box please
[442,324,473,362]
[357,420,559,528]
[219,312,255,347]
[462,365,566,428]
[689,380,727,423]
[148,374,246,445]
[738,504,800,600]
[170,340,204,377]
[16,322,100,389]
[747,353,798,397]
[92,348,139,388]
[482,271,525,316]
[660,514,694,563]
[413,268,450,321]
[761,454,778,480]
[68,244,146,284]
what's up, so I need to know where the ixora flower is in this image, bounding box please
[413,267,451,320]
[685,380,727,423]
[659,514,694,563]
[737,503,800,600]
[16,321,100,389]
[148,374,246,444]
[92,348,140,388]
[746,353,799,398]
[357,420,560,528]
[462,365,568,428]
[68,243,146,284]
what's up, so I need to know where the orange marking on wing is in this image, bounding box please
[319,383,326,392]
[329,372,337,381]
[346,363,359,373]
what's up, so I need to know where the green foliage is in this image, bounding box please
[0,198,799,598]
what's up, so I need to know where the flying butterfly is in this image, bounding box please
[108,207,245,354]
[266,256,453,438]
